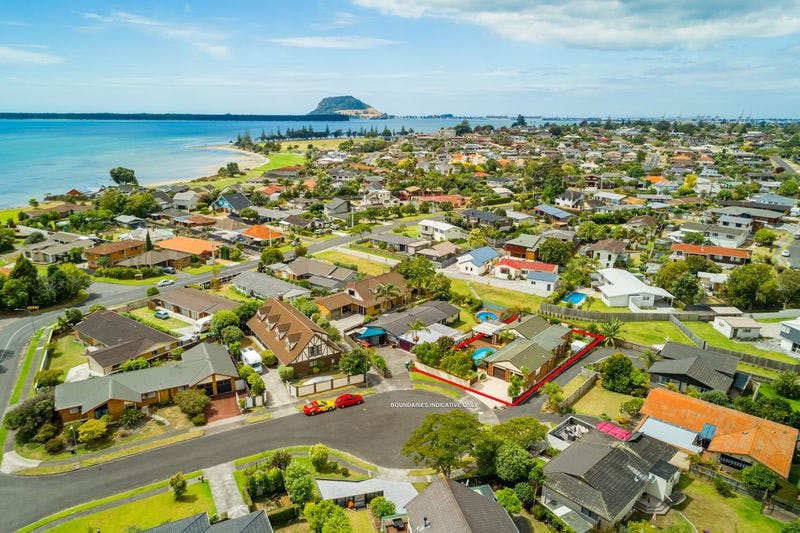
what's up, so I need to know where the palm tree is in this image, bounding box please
[639,349,661,369]
[407,319,430,344]
[599,317,623,347]
[373,283,401,310]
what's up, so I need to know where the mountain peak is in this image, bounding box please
[309,96,384,118]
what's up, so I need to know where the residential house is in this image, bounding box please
[750,192,796,209]
[413,194,468,208]
[594,268,674,308]
[315,271,411,319]
[638,388,799,478]
[678,222,748,248]
[542,421,680,533]
[361,187,397,207]
[504,209,536,226]
[402,477,520,533]
[483,321,571,388]
[172,190,202,211]
[147,287,237,322]
[246,299,342,375]
[117,249,192,269]
[280,215,321,231]
[718,214,754,232]
[141,511,272,533]
[534,204,574,222]
[316,478,417,513]
[367,233,430,254]
[232,271,311,300]
[416,241,461,268]
[526,270,560,294]
[54,342,237,423]
[712,315,761,340]
[418,219,464,242]
[84,239,146,269]
[503,233,543,259]
[697,271,729,292]
[709,206,783,229]
[175,214,217,229]
[24,203,94,219]
[73,311,180,375]
[670,243,750,265]
[324,198,351,221]
[461,208,512,229]
[588,239,627,269]
[456,246,500,275]
[114,215,146,229]
[358,300,462,350]
[22,235,96,264]
[241,225,284,244]
[119,227,175,243]
[779,318,800,356]
[269,257,356,291]
[493,257,558,280]
[554,190,584,210]
[593,191,627,205]
[252,207,304,223]
[157,236,219,258]
[647,342,744,394]
[213,192,252,214]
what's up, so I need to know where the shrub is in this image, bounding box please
[738,463,778,492]
[77,418,108,443]
[262,350,278,366]
[285,462,315,504]
[495,443,536,484]
[3,392,56,443]
[369,496,396,518]
[514,482,535,509]
[44,436,66,454]
[170,472,187,500]
[146,287,159,297]
[309,443,329,470]
[190,413,207,426]
[619,398,644,417]
[267,505,300,527]
[32,422,58,444]
[268,449,293,471]
[278,365,294,382]
[119,408,145,429]
[174,388,210,416]
[714,477,734,497]
[239,364,255,380]
[35,369,63,388]
[496,487,522,515]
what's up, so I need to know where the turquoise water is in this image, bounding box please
[563,292,588,306]
[0,117,517,208]
[476,310,499,322]
[472,347,496,363]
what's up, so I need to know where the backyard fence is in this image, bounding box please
[668,315,706,348]
[413,361,476,388]
[615,339,652,353]
[689,465,800,517]
[539,303,713,323]
[115,298,149,313]
[36,327,55,376]
[287,373,366,398]
[558,372,599,411]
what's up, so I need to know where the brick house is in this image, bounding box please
[84,239,146,269]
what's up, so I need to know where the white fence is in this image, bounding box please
[287,373,366,397]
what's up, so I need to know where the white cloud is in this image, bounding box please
[0,46,64,65]
[353,0,800,49]
[81,11,230,57]
[268,36,399,49]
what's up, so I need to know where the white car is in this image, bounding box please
[782,250,791,257]
[156,279,175,287]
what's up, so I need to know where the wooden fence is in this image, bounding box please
[668,315,706,348]
[558,372,599,411]
[690,464,800,517]
[287,373,365,398]
[413,361,477,387]
[115,298,149,313]
[538,303,713,323]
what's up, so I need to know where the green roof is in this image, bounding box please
[485,338,552,372]
[504,233,542,249]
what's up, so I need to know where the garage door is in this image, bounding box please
[492,366,506,379]
[216,379,233,394]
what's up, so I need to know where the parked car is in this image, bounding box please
[162,266,176,274]
[335,393,364,408]
[154,309,169,319]
[302,400,336,416]
[157,279,174,287]
[783,249,792,257]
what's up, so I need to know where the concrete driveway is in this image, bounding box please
[439,265,552,297]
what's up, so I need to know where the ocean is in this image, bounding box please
[0,117,520,209]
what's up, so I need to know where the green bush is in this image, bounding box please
[119,408,145,429]
[44,436,66,454]
[95,266,162,279]
[32,422,59,444]
[35,369,63,388]
[309,443,329,470]
[262,350,278,366]
[77,418,108,443]
[278,365,294,381]
[738,463,778,492]
[714,477,734,497]
[267,505,299,527]
[190,413,207,426]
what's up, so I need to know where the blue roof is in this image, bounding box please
[464,246,500,266]
[527,270,559,283]
[535,204,573,220]
[699,423,717,440]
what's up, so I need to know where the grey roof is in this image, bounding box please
[55,343,237,413]
[217,192,252,212]
[151,287,238,315]
[316,478,418,511]
[142,511,272,533]
[544,431,676,522]
[526,270,559,283]
[370,233,428,247]
[233,271,311,300]
[75,311,177,368]
[462,208,509,224]
[118,249,191,267]
[504,233,543,249]
[371,300,460,337]
[276,257,355,282]
[648,341,739,392]
[406,477,519,533]
[509,315,552,340]
[484,338,553,372]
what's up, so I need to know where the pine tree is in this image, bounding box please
[145,231,153,251]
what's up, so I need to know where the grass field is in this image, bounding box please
[10,328,43,405]
[129,307,193,332]
[449,278,544,310]
[190,152,305,189]
[348,243,406,261]
[208,284,259,303]
[572,382,638,420]
[560,374,588,397]
[48,481,215,533]
[181,264,220,275]
[93,274,176,286]
[683,321,797,363]
[737,362,781,380]
[313,250,391,277]
[651,475,786,533]
[756,317,795,323]
[757,383,800,410]
[276,509,377,533]
[565,319,692,347]
[47,335,88,374]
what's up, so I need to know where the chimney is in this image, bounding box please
[423,516,430,528]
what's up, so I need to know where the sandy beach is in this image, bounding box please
[145,144,268,188]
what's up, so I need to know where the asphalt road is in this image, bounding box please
[1,389,459,530]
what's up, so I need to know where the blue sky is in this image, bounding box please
[1,1,800,117]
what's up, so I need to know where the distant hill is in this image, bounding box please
[309,96,384,118]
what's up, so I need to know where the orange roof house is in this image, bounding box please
[260,185,284,195]
[643,175,669,184]
[157,236,218,257]
[242,225,283,241]
[638,388,799,477]
[302,179,317,191]
[671,243,750,263]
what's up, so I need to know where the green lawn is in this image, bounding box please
[572,382,638,420]
[449,278,544,310]
[181,264,220,275]
[651,475,786,533]
[737,362,781,380]
[451,308,479,332]
[93,275,177,286]
[755,317,795,324]
[583,299,631,313]
[47,335,88,374]
[313,250,391,277]
[280,139,343,151]
[348,243,406,260]
[560,374,588,397]
[683,321,797,363]
[191,153,305,189]
[0,207,22,223]
[10,328,43,405]
[411,372,465,399]
[758,383,800,410]
[567,319,692,347]
[128,307,193,332]
[49,481,215,533]
[207,284,260,303]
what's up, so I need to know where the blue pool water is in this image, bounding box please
[562,292,588,306]
[476,310,499,322]
[472,347,496,364]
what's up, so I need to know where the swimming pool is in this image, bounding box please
[476,310,499,322]
[472,347,496,364]
[562,291,588,306]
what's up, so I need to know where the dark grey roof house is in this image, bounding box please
[232,271,311,300]
[647,341,743,393]
[405,477,519,533]
[370,300,460,337]
[141,510,272,533]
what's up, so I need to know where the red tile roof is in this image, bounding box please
[496,257,557,273]
[671,243,750,259]
[242,225,283,241]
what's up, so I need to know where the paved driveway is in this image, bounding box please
[439,265,552,297]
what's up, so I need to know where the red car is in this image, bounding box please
[302,399,336,416]
[335,393,364,408]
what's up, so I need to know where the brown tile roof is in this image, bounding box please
[640,388,798,477]
[150,287,237,316]
[590,238,627,254]
[671,243,750,259]
[316,271,408,310]
[158,236,219,256]
[86,239,146,256]
[246,298,340,366]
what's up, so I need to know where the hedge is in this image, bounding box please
[267,505,300,527]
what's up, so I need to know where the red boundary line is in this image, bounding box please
[410,328,605,407]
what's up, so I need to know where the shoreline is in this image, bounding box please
[144,144,268,188]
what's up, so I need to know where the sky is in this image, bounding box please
[1,1,800,117]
